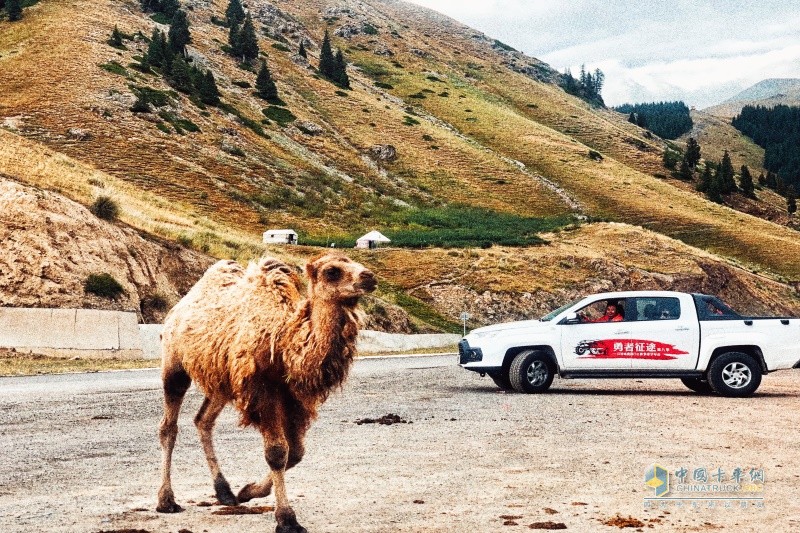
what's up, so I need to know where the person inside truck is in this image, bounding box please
[581,301,625,323]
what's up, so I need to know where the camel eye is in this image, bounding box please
[323,266,342,282]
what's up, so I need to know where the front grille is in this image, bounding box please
[459,339,483,364]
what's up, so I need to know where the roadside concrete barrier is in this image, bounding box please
[0,307,461,360]
[356,330,460,355]
[0,307,143,359]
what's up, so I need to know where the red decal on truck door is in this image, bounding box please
[575,339,688,360]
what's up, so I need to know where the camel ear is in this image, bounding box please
[305,260,318,281]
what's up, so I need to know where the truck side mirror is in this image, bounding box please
[563,312,581,325]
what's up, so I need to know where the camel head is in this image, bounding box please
[305,253,377,304]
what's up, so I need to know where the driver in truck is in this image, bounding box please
[583,302,624,323]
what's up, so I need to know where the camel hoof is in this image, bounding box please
[276,510,306,533]
[276,524,307,533]
[156,501,183,513]
[237,482,271,503]
[214,475,239,506]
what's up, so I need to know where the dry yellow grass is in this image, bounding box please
[2,0,800,294]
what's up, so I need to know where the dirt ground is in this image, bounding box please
[0,357,798,532]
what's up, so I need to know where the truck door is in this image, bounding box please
[625,296,699,370]
[560,298,632,370]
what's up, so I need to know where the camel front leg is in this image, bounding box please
[263,437,306,533]
[194,396,238,506]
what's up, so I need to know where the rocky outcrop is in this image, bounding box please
[0,178,214,323]
[368,144,397,162]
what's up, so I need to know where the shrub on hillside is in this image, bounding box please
[90,195,119,221]
[85,273,125,299]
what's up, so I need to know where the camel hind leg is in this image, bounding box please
[156,364,191,513]
[194,396,238,506]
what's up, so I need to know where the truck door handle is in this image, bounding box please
[675,327,690,331]
[613,330,630,334]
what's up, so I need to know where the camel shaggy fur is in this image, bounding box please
[156,253,376,533]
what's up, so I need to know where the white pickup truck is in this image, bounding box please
[458,291,800,397]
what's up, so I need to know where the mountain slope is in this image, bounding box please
[704,78,800,118]
[1,0,799,325]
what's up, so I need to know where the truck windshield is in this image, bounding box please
[540,298,583,322]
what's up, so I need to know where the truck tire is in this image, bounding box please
[509,350,555,394]
[488,371,513,390]
[680,377,714,394]
[707,352,762,398]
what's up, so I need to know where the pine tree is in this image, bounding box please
[170,56,194,93]
[168,9,191,54]
[199,70,221,105]
[0,0,6,11]
[696,163,713,193]
[225,0,245,27]
[628,112,636,124]
[228,23,241,56]
[130,92,151,113]
[318,30,336,80]
[298,39,307,58]
[255,61,278,101]
[739,165,755,198]
[110,26,124,48]
[238,13,259,61]
[708,168,723,203]
[147,29,166,67]
[718,151,736,194]
[685,137,701,169]
[766,171,778,189]
[636,113,648,129]
[678,157,693,181]
[788,185,798,215]
[334,48,350,88]
[757,172,766,186]
[7,0,22,21]
[160,0,180,18]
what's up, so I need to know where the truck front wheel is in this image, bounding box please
[707,352,762,398]
[509,350,555,394]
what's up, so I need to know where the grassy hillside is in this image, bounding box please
[1,0,799,327]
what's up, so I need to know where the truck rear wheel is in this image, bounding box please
[509,350,554,394]
[680,377,714,394]
[707,352,762,398]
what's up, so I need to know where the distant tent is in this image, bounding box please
[262,229,298,244]
[355,230,390,249]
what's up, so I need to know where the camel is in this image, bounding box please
[156,253,377,533]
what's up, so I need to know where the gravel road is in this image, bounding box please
[0,356,798,532]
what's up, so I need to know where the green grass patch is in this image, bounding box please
[130,85,172,107]
[385,207,569,248]
[99,61,128,76]
[375,81,394,89]
[232,80,252,88]
[150,12,171,24]
[403,115,420,126]
[262,106,296,126]
[271,42,291,52]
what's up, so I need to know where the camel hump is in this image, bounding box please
[258,256,294,276]
[202,260,245,287]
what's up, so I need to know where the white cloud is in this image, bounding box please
[407,0,800,107]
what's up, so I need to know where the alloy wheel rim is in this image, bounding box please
[721,362,751,389]
[526,360,548,386]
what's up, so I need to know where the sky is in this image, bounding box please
[406,0,800,108]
